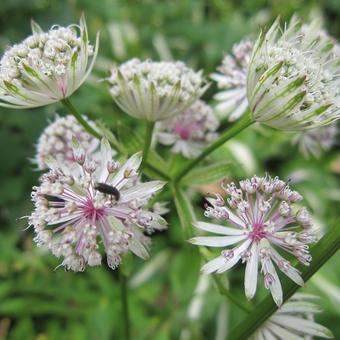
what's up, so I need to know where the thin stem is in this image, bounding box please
[141,121,155,169]
[61,98,102,139]
[173,112,253,182]
[229,224,340,340]
[119,269,131,340]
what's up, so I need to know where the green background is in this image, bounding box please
[0,0,339,339]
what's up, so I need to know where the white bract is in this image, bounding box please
[156,100,219,158]
[292,124,337,158]
[211,40,253,121]
[35,115,100,170]
[107,59,207,121]
[253,293,333,339]
[247,17,340,130]
[190,175,316,306]
[0,15,98,108]
[29,138,167,271]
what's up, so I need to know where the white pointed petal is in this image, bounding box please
[216,253,242,273]
[266,260,283,307]
[265,321,302,340]
[111,152,142,188]
[193,221,245,236]
[201,256,226,274]
[216,239,252,273]
[244,242,259,300]
[129,236,150,260]
[271,315,334,338]
[189,234,247,247]
[120,181,166,202]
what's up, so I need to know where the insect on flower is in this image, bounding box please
[94,182,120,201]
[29,138,167,271]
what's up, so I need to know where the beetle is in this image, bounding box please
[94,182,120,201]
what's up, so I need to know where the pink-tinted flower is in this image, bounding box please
[29,138,167,271]
[211,40,253,121]
[292,124,338,158]
[35,115,100,170]
[156,100,219,158]
[190,175,316,306]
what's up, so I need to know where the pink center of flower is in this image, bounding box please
[173,121,201,140]
[82,198,106,221]
[249,222,266,241]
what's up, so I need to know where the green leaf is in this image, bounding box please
[181,160,231,186]
[171,184,196,238]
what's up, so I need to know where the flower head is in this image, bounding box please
[211,40,253,121]
[29,138,167,271]
[190,175,316,306]
[247,17,340,131]
[0,15,98,108]
[35,115,100,170]
[107,59,207,121]
[292,124,337,158]
[253,293,333,339]
[156,100,219,158]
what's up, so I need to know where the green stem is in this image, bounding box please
[229,224,340,340]
[141,121,155,169]
[61,98,102,140]
[173,112,253,182]
[119,269,131,340]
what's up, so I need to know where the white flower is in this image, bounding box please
[29,138,167,271]
[0,15,99,108]
[107,58,207,121]
[190,175,316,306]
[211,40,253,121]
[156,100,219,158]
[292,124,337,158]
[35,115,100,170]
[253,293,333,339]
[247,17,340,131]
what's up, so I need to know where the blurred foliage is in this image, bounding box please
[0,0,339,339]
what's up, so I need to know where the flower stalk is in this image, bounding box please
[141,121,155,169]
[229,223,340,340]
[119,269,131,340]
[173,112,253,182]
[61,98,102,139]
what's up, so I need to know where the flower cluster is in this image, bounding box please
[211,40,253,121]
[0,15,98,108]
[190,175,316,306]
[29,138,167,271]
[292,123,338,158]
[156,100,219,158]
[35,115,100,170]
[253,294,333,339]
[247,17,340,130]
[107,58,206,121]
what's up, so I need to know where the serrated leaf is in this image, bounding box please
[181,160,231,186]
